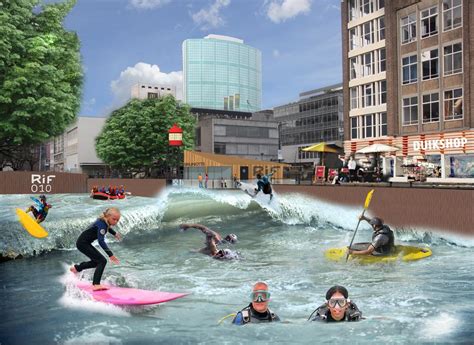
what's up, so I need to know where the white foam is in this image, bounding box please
[420,312,459,339]
[58,264,130,317]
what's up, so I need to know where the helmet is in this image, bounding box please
[39,194,46,201]
[225,233,238,243]
[369,217,383,227]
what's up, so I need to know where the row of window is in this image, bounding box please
[401,0,462,44]
[294,114,340,127]
[350,113,387,139]
[349,17,385,51]
[282,128,342,146]
[401,42,462,84]
[350,80,386,110]
[402,88,463,125]
[350,48,385,79]
[299,97,339,112]
[220,126,271,138]
[348,0,385,21]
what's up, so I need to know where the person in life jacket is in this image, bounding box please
[25,195,52,224]
[254,170,275,200]
[70,208,122,291]
[348,216,395,256]
[308,285,362,322]
[179,223,239,260]
[232,282,281,325]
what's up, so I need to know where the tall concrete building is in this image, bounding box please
[273,84,344,165]
[182,34,262,112]
[48,117,107,176]
[342,0,474,179]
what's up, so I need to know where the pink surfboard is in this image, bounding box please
[76,281,189,305]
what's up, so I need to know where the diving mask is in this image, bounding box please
[250,290,271,302]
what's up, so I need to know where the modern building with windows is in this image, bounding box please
[342,0,474,180]
[182,34,262,112]
[273,84,344,166]
[193,108,279,162]
[131,83,176,100]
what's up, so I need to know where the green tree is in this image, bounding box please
[0,0,83,165]
[96,96,196,177]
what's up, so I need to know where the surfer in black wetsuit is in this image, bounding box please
[70,208,122,291]
[179,223,238,259]
[254,171,275,200]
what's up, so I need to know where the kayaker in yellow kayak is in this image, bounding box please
[347,216,395,256]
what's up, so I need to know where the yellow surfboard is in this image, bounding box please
[325,245,432,264]
[16,208,49,238]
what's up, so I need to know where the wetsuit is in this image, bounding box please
[73,219,116,285]
[256,173,274,198]
[232,303,280,325]
[371,225,395,255]
[28,197,51,223]
[309,302,362,322]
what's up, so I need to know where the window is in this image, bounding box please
[363,83,375,107]
[350,57,359,79]
[401,14,417,44]
[379,80,387,105]
[234,93,240,109]
[402,96,418,125]
[422,49,439,80]
[421,6,438,38]
[360,0,373,16]
[224,96,228,110]
[379,112,387,136]
[363,51,374,76]
[444,88,463,120]
[444,42,462,75]
[377,0,385,10]
[364,114,375,138]
[422,93,440,123]
[443,0,462,31]
[378,48,386,72]
[349,0,358,21]
[351,117,358,139]
[377,17,385,41]
[214,143,226,154]
[402,55,417,84]
[147,92,158,99]
[362,21,374,46]
[350,87,358,110]
[349,28,359,50]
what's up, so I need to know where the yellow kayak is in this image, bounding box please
[325,244,432,264]
[16,208,49,238]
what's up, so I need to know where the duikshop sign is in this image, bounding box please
[413,137,468,151]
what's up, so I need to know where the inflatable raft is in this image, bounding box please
[325,242,432,264]
[91,192,126,200]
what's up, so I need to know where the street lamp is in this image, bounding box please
[168,124,183,179]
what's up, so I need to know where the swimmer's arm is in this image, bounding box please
[180,224,221,241]
[348,244,375,255]
[209,239,218,256]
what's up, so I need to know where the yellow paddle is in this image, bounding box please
[345,189,374,262]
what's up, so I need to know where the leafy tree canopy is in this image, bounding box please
[0,0,83,159]
[96,96,196,176]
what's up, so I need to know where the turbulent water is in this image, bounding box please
[0,189,473,344]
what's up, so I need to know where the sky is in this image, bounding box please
[60,0,342,116]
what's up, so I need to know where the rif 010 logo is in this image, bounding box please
[31,174,56,193]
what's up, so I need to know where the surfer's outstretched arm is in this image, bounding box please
[179,223,222,242]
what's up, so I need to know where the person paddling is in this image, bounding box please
[70,208,122,291]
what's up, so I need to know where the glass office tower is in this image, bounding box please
[183,34,262,112]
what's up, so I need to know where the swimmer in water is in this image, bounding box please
[179,223,238,259]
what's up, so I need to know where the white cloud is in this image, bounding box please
[267,0,311,23]
[109,62,183,111]
[191,0,231,31]
[129,0,171,10]
[273,49,280,57]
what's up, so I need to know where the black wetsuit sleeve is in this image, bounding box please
[97,222,113,257]
[108,228,116,236]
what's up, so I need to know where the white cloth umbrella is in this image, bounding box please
[356,143,399,154]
